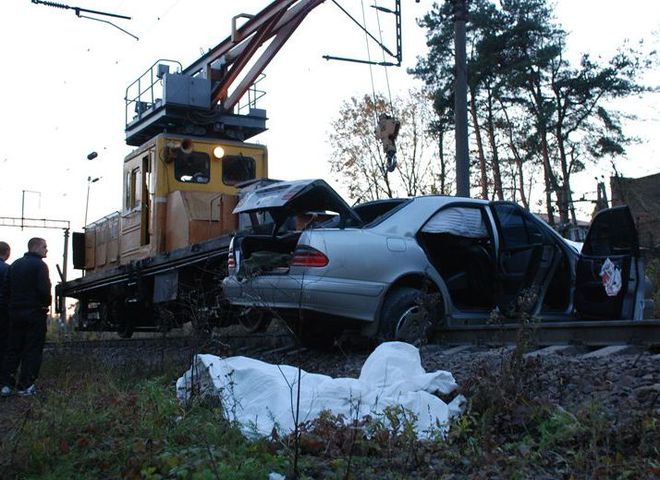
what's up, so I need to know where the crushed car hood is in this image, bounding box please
[234,179,362,227]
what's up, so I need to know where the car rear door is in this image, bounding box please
[574,206,641,320]
[491,202,556,315]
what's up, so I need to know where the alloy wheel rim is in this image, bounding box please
[396,305,424,342]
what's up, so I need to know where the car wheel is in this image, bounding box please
[238,308,272,333]
[378,287,439,344]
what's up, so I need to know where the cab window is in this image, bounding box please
[222,155,256,185]
[124,167,140,210]
[175,151,210,184]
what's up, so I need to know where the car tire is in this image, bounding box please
[378,287,439,344]
[238,308,272,333]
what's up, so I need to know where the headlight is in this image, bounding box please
[213,146,225,159]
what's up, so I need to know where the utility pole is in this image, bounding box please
[453,0,470,197]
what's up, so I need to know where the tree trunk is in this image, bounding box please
[539,129,558,226]
[528,76,561,226]
[499,100,528,209]
[438,130,447,194]
[553,92,573,229]
[469,86,488,199]
[485,86,504,200]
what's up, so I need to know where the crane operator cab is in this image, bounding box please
[79,134,267,273]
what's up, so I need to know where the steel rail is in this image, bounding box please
[44,320,660,357]
[435,319,660,347]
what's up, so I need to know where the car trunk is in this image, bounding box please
[231,180,409,281]
[232,179,362,279]
[234,233,301,278]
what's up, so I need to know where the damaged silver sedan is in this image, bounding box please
[222,179,650,344]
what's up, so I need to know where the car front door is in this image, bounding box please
[574,206,642,320]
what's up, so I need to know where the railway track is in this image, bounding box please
[43,319,660,368]
[436,319,660,347]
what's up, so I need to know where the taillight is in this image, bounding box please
[290,246,328,267]
[228,251,236,269]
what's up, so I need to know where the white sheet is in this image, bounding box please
[176,342,464,439]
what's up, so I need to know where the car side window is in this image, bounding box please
[494,203,545,248]
[422,206,489,238]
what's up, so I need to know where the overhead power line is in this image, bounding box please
[31,0,138,40]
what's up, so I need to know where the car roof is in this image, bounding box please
[369,196,489,234]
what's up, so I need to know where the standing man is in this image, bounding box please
[0,241,10,373]
[0,238,51,397]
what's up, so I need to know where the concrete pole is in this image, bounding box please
[62,227,69,283]
[453,0,470,197]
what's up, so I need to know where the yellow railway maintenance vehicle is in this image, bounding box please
[56,0,406,336]
[60,134,267,337]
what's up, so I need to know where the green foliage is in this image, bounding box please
[0,355,285,480]
[1,345,657,479]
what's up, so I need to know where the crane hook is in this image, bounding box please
[375,114,400,173]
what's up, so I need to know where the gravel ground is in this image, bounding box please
[256,343,659,418]
[39,326,660,418]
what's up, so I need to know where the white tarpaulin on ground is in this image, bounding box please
[176,342,464,440]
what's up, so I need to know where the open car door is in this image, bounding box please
[491,202,557,316]
[574,206,643,320]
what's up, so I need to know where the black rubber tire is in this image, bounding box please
[378,287,438,344]
[238,308,272,333]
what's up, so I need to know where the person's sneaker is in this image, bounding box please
[0,386,12,397]
[17,385,36,397]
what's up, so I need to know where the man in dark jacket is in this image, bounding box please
[0,241,10,372]
[0,238,51,397]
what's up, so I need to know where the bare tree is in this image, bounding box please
[328,90,443,202]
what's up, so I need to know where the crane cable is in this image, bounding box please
[373,0,394,114]
[360,0,378,128]
[367,0,399,172]
[356,0,399,173]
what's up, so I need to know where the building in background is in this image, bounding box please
[611,172,660,252]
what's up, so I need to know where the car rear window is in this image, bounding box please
[362,199,411,227]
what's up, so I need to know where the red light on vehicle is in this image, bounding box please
[228,251,236,269]
[290,246,328,267]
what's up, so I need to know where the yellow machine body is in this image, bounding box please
[83,134,268,272]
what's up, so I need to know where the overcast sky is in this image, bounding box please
[1,0,658,283]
